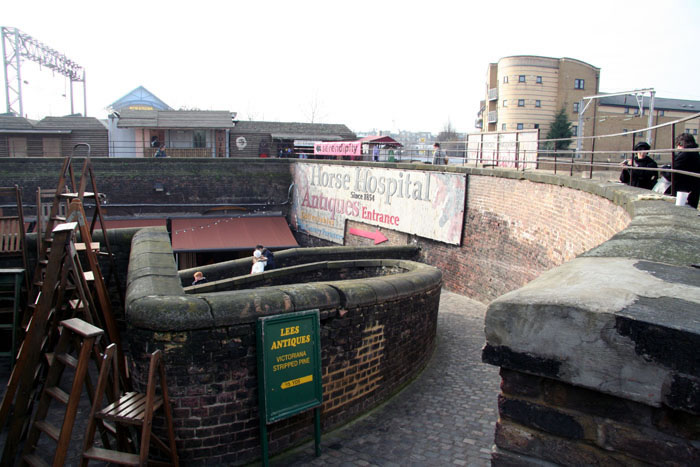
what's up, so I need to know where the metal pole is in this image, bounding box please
[647,90,655,144]
[671,123,676,195]
[2,28,11,114]
[514,132,520,170]
[70,78,74,115]
[83,70,87,117]
[553,147,557,175]
[315,407,321,457]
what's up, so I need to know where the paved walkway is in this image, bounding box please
[272,291,501,466]
[0,291,500,466]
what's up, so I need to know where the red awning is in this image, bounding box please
[171,216,298,252]
[357,135,403,147]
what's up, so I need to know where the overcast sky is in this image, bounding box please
[4,0,700,134]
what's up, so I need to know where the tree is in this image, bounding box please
[546,107,573,150]
[436,119,458,142]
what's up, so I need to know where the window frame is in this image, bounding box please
[536,76,542,84]
[574,79,585,89]
[518,99,525,107]
[518,75,526,83]
[535,100,541,108]
[516,123,524,130]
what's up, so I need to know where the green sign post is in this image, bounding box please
[256,309,323,466]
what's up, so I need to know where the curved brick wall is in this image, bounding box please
[126,230,441,465]
[416,170,632,303]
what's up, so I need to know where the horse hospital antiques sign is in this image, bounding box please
[292,164,466,244]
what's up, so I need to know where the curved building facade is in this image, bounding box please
[481,56,600,146]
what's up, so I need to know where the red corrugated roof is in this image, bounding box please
[171,216,298,252]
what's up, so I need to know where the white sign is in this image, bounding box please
[291,164,465,244]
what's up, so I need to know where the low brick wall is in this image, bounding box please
[126,229,441,465]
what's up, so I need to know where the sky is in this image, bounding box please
[3,0,700,134]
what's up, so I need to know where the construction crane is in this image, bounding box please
[1,26,86,117]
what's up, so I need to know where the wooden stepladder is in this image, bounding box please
[27,146,124,328]
[20,318,105,466]
[0,222,112,465]
[81,349,179,466]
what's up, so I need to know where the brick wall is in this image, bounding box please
[0,158,294,216]
[127,229,441,465]
[418,175,631,303]
[493,369,698,465]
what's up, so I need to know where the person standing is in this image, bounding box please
[255,244,275,270]
[432,142,447,165]
[619,141,658,189]
[251,249,266,274]
[668,133,700,208]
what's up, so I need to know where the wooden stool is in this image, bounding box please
[81,349,179,466]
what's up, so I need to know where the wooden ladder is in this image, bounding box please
[20,317,104,467]
[0,222,112,465]
[26,147,123,328]
[81,349,179,466]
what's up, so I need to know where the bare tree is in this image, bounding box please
[305,90,324,123]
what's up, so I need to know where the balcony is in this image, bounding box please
[488,88,498,101]
[488,111,498,124]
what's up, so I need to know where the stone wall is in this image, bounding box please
[0,158,294,215]
[482,197,700,465]
[126,228,441,465]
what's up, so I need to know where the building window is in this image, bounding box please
[518,99,525,107]
[660,110,665,116]
[503,100,507,107]
[534,124,540,129]
[519,75,526,83]
[694,129,698,135]
[685,128,691,134]
[535,100,541,108]
[623,129,628,136]
[634,108,639,115]
[502,123,507,131]
[517,123,524,130]
[503,76,508,84]
[536,76,542,84]
[574,79,585,89]
[572,125,578,136]
[193,130,207,148]
[624,107,629,114]
[573,102,579,113]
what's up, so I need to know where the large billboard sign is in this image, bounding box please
[292,164,466,245]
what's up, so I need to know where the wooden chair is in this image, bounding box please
[81,349,179,466]
[0,186,29,292]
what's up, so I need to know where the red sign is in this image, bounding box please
[348,228,388,245]
[314,141,361,158]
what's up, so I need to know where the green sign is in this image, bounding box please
[256,309,323,423]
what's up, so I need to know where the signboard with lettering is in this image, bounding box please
[256,309,323,423]
[314,141,362,158]
[291,164,466,245]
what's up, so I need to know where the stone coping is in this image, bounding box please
[178,244,421,283]
[481,172,700,414]
[126,229,440,332]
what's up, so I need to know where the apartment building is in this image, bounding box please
[477,56,600,152]
[476,55,700,162]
